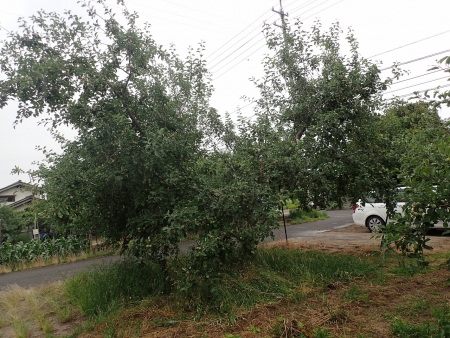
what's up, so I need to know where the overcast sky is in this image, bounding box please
[1,0,450,188]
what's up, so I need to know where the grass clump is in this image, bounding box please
[285,208,328,225]
[391,305,450,337]
[65,246,373,320]
[65,259,166,317]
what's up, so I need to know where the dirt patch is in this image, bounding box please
[269,223,450,255]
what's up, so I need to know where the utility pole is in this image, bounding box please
[272,0,289,43]
[0,219,2,246]
[272,0,296,91]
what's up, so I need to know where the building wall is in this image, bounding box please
[0,186,31,204]
[0,182,35,210]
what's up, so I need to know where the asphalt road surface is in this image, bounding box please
[0,209,354,290]
[271,209,354,241]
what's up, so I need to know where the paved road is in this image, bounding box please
[272,209,354,241]
[0,209,353,290]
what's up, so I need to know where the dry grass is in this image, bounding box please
[0,282,84,338]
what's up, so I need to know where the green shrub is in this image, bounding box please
[15,233,32,244]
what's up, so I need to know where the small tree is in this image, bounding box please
[0,1,219,264]
[377,56,450,265]
[0,206,21,243]
[249,19,396,207]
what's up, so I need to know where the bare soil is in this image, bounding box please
[283,224,450,255]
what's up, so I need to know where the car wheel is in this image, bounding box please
[366,216,385,233]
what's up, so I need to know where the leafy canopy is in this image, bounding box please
[248,19,396,207]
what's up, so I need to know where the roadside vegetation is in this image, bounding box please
[1,0,450,337]
[2,244,450,337]
[282,208,328,226]
[0,237,114,274]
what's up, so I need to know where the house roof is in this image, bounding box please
[0,180,30,194]
[8,195,34,209]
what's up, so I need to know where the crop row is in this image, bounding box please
[0,237,90,266]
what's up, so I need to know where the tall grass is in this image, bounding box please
[65,260,167,317]
[65,246,373,318]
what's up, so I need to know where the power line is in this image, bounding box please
[384,76,449,94]
[293,0,343,21]
[0,24,10,33]
[206,0,299,62]
[388,83,450,100]
[0,10,22,17]
[391,69,443,85]
[212,38,265,75]
[229,102,255,115]
[213,0,343,80]
[206,10,274,62]
[102,3,231,35]
[369,29,450,59]
[208,30,264,69]
[213,42,266,80]
[214,0,343,80]
[290,0,334,19]
[380,49,450,71]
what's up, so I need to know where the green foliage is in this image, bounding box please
[380,59,450,265]
[284,199,300,209]
[0,205,22,243]
[380,128,450,265]
[392,317,430,338]
[246,324,260,333]
[340,285,370,302]
[0,0,399,278]
[15,200,56,235]
[287,208,328,224]
[0,0,275,270]
[65,259,165,317]
[313,328,332,338]
[374,101,449,265]
[250,19,396,209]
[426,55,450,106]
[0,236,89,267]
[65,246,373,318]
[15,233,32,243]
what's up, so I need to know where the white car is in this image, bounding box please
[352,199,404,232]
[352,188,445,232]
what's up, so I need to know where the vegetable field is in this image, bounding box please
[0,237,90,267]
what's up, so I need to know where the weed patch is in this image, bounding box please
[283,208,328,225]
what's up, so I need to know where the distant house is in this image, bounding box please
[0,180,37,211]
